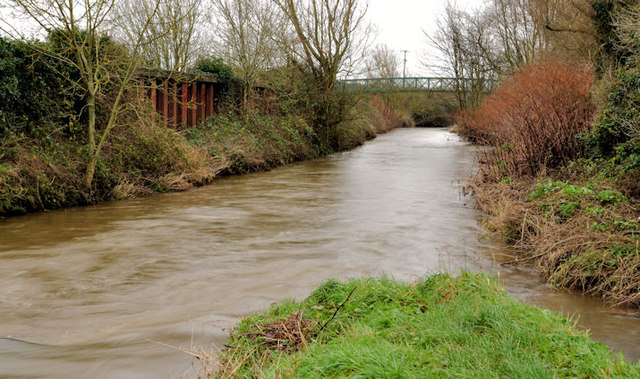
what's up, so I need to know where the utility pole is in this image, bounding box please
[401,50,408,77]
[401,49,408,88]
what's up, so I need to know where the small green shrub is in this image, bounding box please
[608,244,639,258]
[530,179,634,225]
[597,189,626,205]
[530,181,559,199]
[530,180,595,201]
[557,200,581,219]
[591,221,609,232]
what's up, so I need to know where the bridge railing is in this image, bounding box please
[336,77,497,94]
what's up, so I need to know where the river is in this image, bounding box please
[1,128,638,378]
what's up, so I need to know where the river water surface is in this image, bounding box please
[1,128,639,378]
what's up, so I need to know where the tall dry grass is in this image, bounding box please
[462,58,596,178]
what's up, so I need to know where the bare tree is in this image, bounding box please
[1,0,161,192]
[425,3,495,110]
[210,0,279,110]
[425,0,550,110]
[487,0,546,73]
[113,0,204,71]
[365,44,400,78]
[271,0,373,147]
[272,0,372,93]
[614,2,640,67]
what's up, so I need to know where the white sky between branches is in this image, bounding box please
[367,0,485,76]
[0,0,485,77]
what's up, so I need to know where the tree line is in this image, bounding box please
[426,0,640,112]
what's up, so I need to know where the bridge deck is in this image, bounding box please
[336,77,495,94]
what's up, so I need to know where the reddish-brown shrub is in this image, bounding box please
[461,58,596,177]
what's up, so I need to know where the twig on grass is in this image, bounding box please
[317,285,357,335]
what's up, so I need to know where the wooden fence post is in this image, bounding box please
[161,81,169,127]
[199,82,206,123]
[171,82,178,128]
[150,80,157,124]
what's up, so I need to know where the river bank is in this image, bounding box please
[459,59,640,311]
[0,35,416,218]
[471,169,640,309]
[0,97,410,217]
[205,273,640,378]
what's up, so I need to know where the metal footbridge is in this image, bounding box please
[336,77,496,94]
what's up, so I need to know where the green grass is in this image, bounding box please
[213,273,639,378]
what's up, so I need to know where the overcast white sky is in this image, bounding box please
[367,0,484,76]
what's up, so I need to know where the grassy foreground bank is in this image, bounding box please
[202,273,638,378]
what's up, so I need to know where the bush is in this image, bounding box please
[192,56,241,106]
[586,68,640,162]
[461,58,596,177]
[0,37,81,138]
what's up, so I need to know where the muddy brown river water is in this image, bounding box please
[1,128,639,378]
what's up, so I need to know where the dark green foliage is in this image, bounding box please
[0,37,81,138]
[194,56,233,83]
[585,68,640,194]
[590,0,638,70]
[591,0,624,68]
[193,56,241,105]
[46,28,120,59]
[587,68,640,159]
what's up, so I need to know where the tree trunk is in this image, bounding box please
[83,90,97,194]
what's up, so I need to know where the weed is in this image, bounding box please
[597,189,626,205]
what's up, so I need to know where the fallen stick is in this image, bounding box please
[317,286,357,335]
